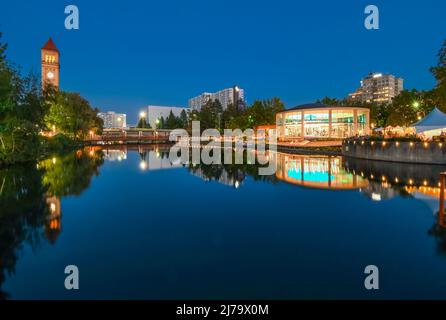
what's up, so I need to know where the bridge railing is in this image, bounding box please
[87,129,171,142]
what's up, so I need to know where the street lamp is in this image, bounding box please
[140,111,146,119]
[413,101,420,108]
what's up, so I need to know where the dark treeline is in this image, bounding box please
[318,39,446,128]
[0,33,103,165]
[189,97,284,132]
[145,98,284,132]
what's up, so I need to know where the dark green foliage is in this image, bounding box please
[0,149,105,298]
[137,116,150,129]
[193,97,284,132]
[430,39,446,111]
[44,91,103,139]
[196,99,223,131]
[0,32,103,165]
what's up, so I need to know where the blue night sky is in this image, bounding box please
[1,0,445,123]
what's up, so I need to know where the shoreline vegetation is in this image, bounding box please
[0,33,103,167]
[1,30,445,166]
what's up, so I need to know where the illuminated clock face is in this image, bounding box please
[47,71,54,79]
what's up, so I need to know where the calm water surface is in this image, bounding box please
[1,145,446,299]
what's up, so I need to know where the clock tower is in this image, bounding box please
[41,37,60,90]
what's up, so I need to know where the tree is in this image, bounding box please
[221,102,243,129]
[44,91,103,139]
[0,33,48,164]
[179,109,188,128]
[431,39,446,85]
[186,109,199,131]
[165,110,179,129]
[244,97,284,128]
[0,31,103,165]
[0,34,17,117]
[157,116,165,129]
[221,97,285,130]
[137,116,150,129]
[318,96,340,106]
[386,90,431,126]
[430,39,446,111]
[196,99,223,131]
[369,103,390,128]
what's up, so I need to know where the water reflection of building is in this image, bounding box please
[343,156,446,215]
[275,154,368,190]
[45,196,61,244]
[360,181,399,201]
[146,149,182,171]
[344,156,446,207]
[100,145,183,171]
[190,166,245,188]
[343,157,446,193]
[103,149,127,161]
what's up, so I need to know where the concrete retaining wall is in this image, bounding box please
[342,140,446,164]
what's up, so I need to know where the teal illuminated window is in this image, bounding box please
[304,112,329,123]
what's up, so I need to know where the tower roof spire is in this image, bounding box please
[42,37,58,52]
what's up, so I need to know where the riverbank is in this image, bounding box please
[0,135,83,168]
[342,138,446,165]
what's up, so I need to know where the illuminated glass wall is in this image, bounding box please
[304,111,329,138]
[284,112,302,138]
[331,110,354,138]
[277,108,369,140]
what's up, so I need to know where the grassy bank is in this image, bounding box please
[0,134,82,167]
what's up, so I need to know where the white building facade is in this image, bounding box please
[188,86,245,111]
[98,111,127,129]
[146,105,190,129]
[349,73,403,105]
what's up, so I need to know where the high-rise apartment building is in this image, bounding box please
[98,111,127,129]
[349,73,403,105]
[188,85,245,111]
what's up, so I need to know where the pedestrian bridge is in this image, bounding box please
[85,129,172,144]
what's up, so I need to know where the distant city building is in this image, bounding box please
[146,105,190,129]
[41,38,60,90]
[189,93,213,111]
[348,73,403,105]
[188,85,245,111]
[98,111,127,129]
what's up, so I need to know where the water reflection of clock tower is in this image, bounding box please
[41,37,60,90]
